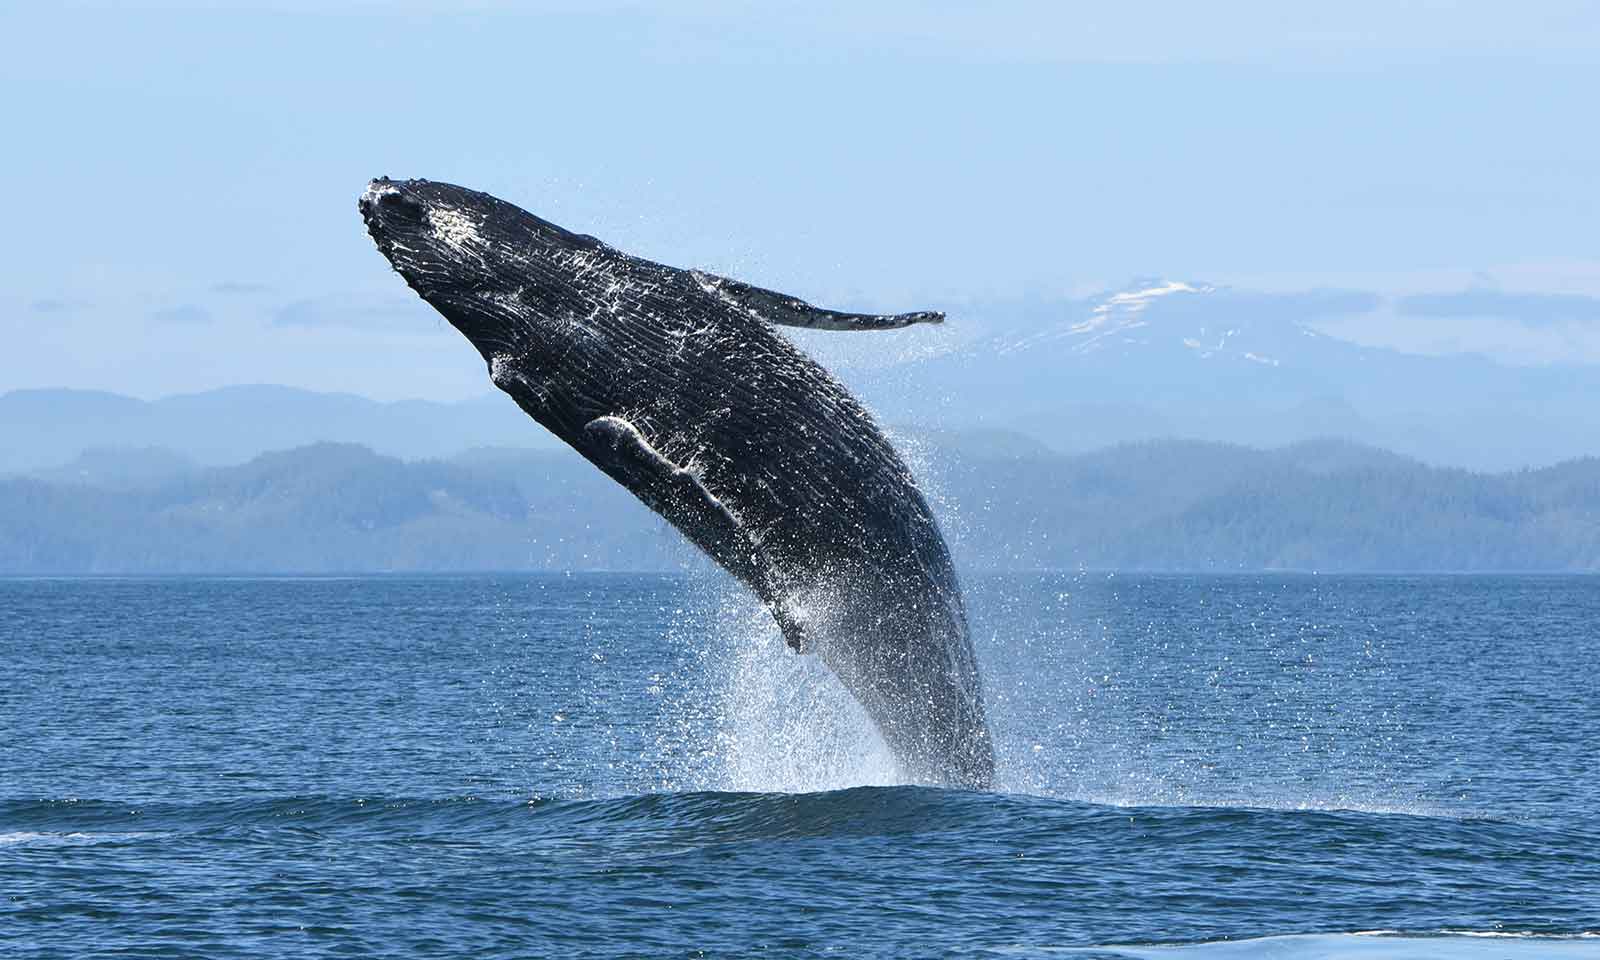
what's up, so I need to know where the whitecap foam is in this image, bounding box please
[0,831,166,847]
[1031,932,1600,959]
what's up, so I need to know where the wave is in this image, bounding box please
[7,791,1596,954]
[0,788,992,844]
[1041,932,1600,959]
[4,787,1591,848]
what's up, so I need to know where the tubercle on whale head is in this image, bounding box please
[357,177,427,254]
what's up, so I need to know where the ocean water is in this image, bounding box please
[2,572,1597,958]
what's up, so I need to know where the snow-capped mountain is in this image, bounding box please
[996,279,1219,356]
[981,277,1360,371]
[834,278,1600,471]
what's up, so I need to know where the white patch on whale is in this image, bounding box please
[427,206,485,254]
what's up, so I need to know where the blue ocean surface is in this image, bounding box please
[3,573,1597,958]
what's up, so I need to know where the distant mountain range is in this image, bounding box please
[3,277,1596,474]
[0,384,555,474]
[825,278,1600,471]
[3,437,1596,574]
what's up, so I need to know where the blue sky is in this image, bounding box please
[3,1,1598,400]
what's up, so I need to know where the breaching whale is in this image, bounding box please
[358,178,994,789]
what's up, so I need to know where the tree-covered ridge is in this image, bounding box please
[2,438,1597,574]
[931,438,1600,571]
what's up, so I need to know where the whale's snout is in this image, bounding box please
[358,177,428,240]
[357,177,397,216]
[358,176,478,304]
[358,176,530,360]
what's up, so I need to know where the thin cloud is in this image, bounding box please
[149,304,214,325]
[1397,290,1600,327]
[272,293,438,330]
[31,298,89,314]
[210,280,273,295]
[1124,285,1383,325]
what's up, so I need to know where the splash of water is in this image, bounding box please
[654,574,903,794]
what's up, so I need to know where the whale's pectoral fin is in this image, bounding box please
[583,415,809,653]
[584,415,743,545]
[691,270,943,331]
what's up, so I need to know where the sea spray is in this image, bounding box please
[645,419,975,794]
[653,570,901,793]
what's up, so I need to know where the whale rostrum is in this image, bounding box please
[359,177,994,789]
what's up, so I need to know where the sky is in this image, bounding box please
[3,1,1599,401]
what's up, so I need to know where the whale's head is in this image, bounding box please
[358,177,617,365]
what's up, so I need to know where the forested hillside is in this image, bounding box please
[2,438,1597,574]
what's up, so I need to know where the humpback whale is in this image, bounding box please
[358,178,994,789]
